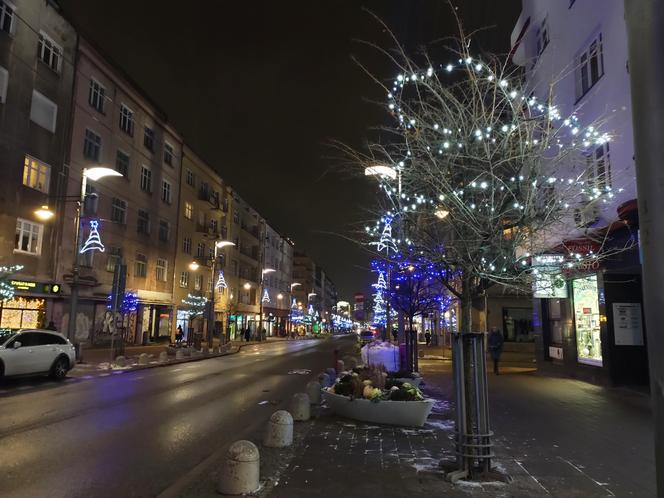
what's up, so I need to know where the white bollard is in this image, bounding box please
[289,392,311,421]
[158,351,168,363]
[218,440,260,495]
[114,356,126,367]
[263,410,293,448]
[138,353,149,365]
[306,380,322,405]
[175,349,184,360]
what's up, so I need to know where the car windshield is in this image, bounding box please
[0,329,16,346]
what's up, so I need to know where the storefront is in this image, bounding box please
[533,205,648,386]
[0,279,61,332]
[263,307,289,337]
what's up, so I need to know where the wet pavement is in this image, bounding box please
[0,337,350,498]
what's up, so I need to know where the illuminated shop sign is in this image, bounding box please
[9,280,61,294]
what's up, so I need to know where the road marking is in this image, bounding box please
[557,456,615,496]
[513,460,550,494]
[112,371,124,375]
[172,368,183,372]
[99,373,110,377]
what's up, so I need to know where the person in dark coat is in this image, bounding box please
[391,327,398,343]
[424,330,432,346]
[488,326,504,375]
[244,328,251,342]
[45,321,57,331]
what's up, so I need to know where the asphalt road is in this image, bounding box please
[0,336,352,498]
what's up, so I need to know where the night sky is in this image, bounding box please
[61,0,521,299]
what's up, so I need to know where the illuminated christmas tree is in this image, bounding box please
[80,219,105,253]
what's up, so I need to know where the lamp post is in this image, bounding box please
[67,167,122,344]
[259,268,275,340]
[289,283,301,336]
[209,240,235,345]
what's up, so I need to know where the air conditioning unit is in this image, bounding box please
[574,203,600,229]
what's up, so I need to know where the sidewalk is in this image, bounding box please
[421,342,538,369]
[264,358,655,497]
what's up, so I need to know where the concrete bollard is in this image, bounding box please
[175,349,184,360]
[306,380,322,405]
[138,353,149,365]
[289,392,311,421]
[318,372,331,388]
[335,359,345,374]
[114,356,126,367]
[218,440,260,495]
[263,410,293,448]
[158,351,168,363]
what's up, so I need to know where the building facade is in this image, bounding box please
[172,145,228,342]
[261,224,293,337]
[511,0,647,385]
[0,0,76,332]
[57,37,183,345]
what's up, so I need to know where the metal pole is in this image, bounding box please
[67,170,87,343]
[209,245,216,345]
[624,2,664,493]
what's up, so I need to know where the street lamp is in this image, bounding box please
[189,261,200,271]
[67,166,122,342]
[34,205,55,221]
[207,239,235,345]
[258,268,276,340]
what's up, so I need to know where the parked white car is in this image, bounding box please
[0,329,76,380]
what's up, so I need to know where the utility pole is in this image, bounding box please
[624,1,664,493]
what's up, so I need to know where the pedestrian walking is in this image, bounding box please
[424,330,432,346]
[45,321,57,331]
[176,325,184,345]
[488,326,504,375]
[391,327,398,343]
[244,327,251,342]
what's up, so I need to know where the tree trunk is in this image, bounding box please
[460,275,473,334]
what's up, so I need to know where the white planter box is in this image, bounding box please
[323,391,434,427]
[393,377,422,387]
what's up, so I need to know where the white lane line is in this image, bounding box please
[513,460,550,494]
[557,456,615,496]
[171,368,183,372]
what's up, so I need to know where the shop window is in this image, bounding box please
[502,308,534,342]
[0,297,45,330]
[572,275,603,366]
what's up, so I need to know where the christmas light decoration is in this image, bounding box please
[216,271,227,290]
[262,288,270,303]
[80,220,105,254]
[0,265,24,302]
[182,294,208,317]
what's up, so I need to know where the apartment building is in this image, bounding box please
[0,0,75,330]
[57,37,183,345]
[511,0,647,386]
[261,224,293,337]
[172,145,228,341]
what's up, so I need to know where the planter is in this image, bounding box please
[393,377,422,387]
[322,391,434,427]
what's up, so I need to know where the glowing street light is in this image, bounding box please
[243,282,251,290]
[34,205,55,221]
[188,261,200,271]
[262,268,276,274]
[215,240,235,249]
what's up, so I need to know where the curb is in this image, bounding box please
[72,339,291,377]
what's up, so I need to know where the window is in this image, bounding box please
[161,180,172,204]
[0,1,14,34]
[186,169,195,187]
[156,258,167,282]
[38,32,62,72]
[106,246,122,272]
[207,277,214,293]
[164,142,174,166]
[180,271,189,288]
[30,90,57,133]
[88,78,105,112]
[233,211,239,224]
[115,150,130,177]
[22,155,50,193]
[137,209,150,234]
[536,18,549,56]
[210,219,218,233]
[194,274,203,291]
[184,201,193,220]
[111,197,127,224]
[143,126,154,151]
[231,259,238,277]
[586,143,611,190]
[119,104,134,135]
[0,65,7,103]
[15,218,42,254]
[183,236,192,254]
[576,34,604,101]
[83,128,101,161]
[135,254,147,278]
[196,242,205,258]
[158,220,170,242]
[140,166,152,192]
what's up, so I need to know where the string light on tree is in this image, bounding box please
[182,294,208,317]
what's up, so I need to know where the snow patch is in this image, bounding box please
[425,419,455,431]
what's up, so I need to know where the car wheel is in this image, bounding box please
[50,356,69,380]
